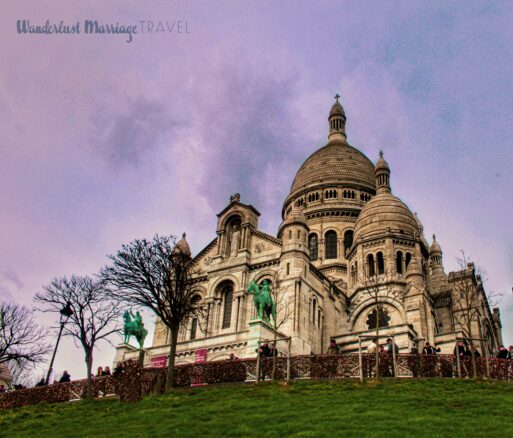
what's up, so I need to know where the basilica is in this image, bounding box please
[115,97,503,366]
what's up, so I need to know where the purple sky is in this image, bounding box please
[1,1,512,380]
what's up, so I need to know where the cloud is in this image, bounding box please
[91,97,174,167]
[0,266,24,301]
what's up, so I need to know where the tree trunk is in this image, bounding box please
[166,326,179,390]
[468,325,477,378]
[271,328,277,380]
[375,302,380,378]
[85,348,93,400]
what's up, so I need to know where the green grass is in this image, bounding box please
[1,379,513,437]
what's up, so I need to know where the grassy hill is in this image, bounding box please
[1,379,513,437]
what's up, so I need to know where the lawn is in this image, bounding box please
[1,379,512,437]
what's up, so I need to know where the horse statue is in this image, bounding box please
[247,279,276,323]
[123,310,148,348]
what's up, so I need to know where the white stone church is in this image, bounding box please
[115,97,503,366]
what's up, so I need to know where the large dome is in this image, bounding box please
[353,192,419,241]
[290,140,376,195]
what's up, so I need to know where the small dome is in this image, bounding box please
[279,206,308,237]
[329,100,345,118]
[353,193,419,241]
[375,150,390,171]
[173,233,191,258]
[430,235,442,255]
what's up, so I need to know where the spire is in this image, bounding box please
[375,150,391,194]
[430,234,442,255]
[429,234,445,276]
[328,93,346,141]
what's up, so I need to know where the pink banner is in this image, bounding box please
[195,349,207,364]
[149,355,167,368]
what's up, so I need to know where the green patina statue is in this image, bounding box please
[247,279,276,323]
[123,310,148,348]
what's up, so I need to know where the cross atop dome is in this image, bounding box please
[334,93,340,102]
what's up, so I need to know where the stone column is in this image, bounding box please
[204,298,214,336]
[216,231,225,256]
[385,237,394,274]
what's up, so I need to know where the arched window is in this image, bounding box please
[190,318,198,340]
[405,253,412,270]
[396,251,403,274]
[312,299,317,324]
[367,254,375,276]
[222,286,233,329]
[309,234,318,261]
[343,230,354,256]
[377,252,385,275]
[325,231,337,259]
[366,308,390,330]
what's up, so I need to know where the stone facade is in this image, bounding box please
[115,97,503,366]
[0,364,11,388]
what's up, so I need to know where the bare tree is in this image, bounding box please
[354,267,395,378]
[0,302,49,366]
[101,234,203,390]
[269,271,295,380]
[35,276,122,398]
[451,251,501,378]
[7,359,34,389]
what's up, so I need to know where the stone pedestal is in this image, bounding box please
[246,319,277,357]
[113,343,142,367]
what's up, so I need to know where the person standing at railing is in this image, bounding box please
[422,342,441,355]
[59,371,71,383]
[113,362,124,377]
[386,338,399,356]
[367,339,377,354]
[497,345,509,359]
[386,338,399,377]
[256,339,273,381]
[421,342,440,377]
[327,340,340,355]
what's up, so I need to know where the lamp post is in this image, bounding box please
[45,301,73,385]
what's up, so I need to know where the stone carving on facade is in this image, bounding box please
[255,243,266,253]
